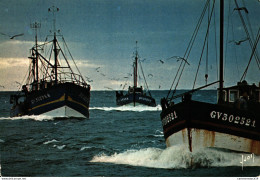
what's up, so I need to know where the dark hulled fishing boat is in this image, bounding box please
[10,6,90,118]
[116,41,156,107]
[160,0,260,154]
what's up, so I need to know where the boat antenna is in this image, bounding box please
[30,21,41,84]
[48,6,59,35]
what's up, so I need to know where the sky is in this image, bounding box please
[0,0,259,91]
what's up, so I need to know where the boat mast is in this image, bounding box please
[134,41,138,88]
[48,6,59,84]
[218,0,224,104]
[30,22,41,85]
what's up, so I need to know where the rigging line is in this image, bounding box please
[56,41,67,75]
[16,66,30,94]
[234,0,260,70]
[175,0,213,89]
[240,27,260,81]
[139,61,152,97]
[183,0,211,59]
[170,62,186,101]
[61,36,87,85]
[166,0,210,99]
[242,0,256,51]
[166,60,183,99]
[193,0,215,89]
[213,2,219,81]
[205,0,210,85]
[38,58,49,80]
[47,43,54,73]
[225,0,240,78]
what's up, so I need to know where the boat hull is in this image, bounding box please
[160,100,260,154]
[116,93,156,107]
[10,83,90,118]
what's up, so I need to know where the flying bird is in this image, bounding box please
[229,37,249,45]
[104,86,113,90]
[233,7,249,14]
[15,81,22,85]
[158,60,164,64]
[85,76,93,82]
[0,32,24,39]
[168,56,190,65]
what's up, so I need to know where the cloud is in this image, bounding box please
[0,57,29,68]
[0,40,34,58]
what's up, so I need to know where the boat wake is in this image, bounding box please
[90,105,161,112]
[0,115,55,121]
[90,145,260,169]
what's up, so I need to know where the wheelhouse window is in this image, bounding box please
[229,90,239,102]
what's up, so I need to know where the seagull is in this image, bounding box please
[229,37,249,45]
[104,86,113,90]
[15,81,22,85]
[233,7,249,14]
[0,32,24,39]
[158,60,164,64]
[168,56,190,65]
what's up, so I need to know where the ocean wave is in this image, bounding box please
[0,115,55,121]
[80,146,93,151]
[53,144,66,150]
[90,146,260,169]
[43,139,59,145]
[0,139,5,143]
[153,130,164,137]
[90,104,161,112]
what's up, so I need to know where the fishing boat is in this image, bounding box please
[10,6,90,118]
[116,41,156,107]
[160,0,260,154]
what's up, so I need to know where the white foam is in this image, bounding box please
[53,145,66,150]
[80,146,92,151]
[0,115,55,121]
[90,146,260,169]
[43,139,59,145]
[154,130,164,137]
[90,104,161,112]
[0,139,4,143]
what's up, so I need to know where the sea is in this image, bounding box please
[0,90,259,177]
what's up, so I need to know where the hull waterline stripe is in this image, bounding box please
[29,94,65,111]
[67,96,88,110]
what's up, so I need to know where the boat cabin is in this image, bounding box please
[128,86,143,94]
[219,81,260,110]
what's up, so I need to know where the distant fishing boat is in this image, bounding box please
[10,6,90,118]
[160,0,260,154]
[116,41,156,107]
